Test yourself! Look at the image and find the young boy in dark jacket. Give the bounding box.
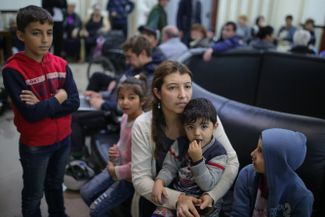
[231,128,313,217]
[1,5,79,217]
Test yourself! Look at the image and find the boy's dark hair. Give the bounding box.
[122,35,152,57]
[181,98,217,126]
[224,21,237,32]
[305,18,315,26]
[16,5,53,32]
[285,15,293,21]
[257,25,274,39]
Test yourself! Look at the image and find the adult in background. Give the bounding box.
[277,15,297,43]
[251,15,266,39]
[176,0,202,46]
[159,25,188,60]
[146,0,168,32]
[106,0,134,37]
[249,26,276,51]
[138,25,167,64]
[236,15,252,43]
[131,60,239,217]
[303,18,316,48]
[62,0,82,61]
[80,4,109,61]
[189,23,211,48]
[203,21,242,61]
[289,29,316,55]
[42,0,67,56]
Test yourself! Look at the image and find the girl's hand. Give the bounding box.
[20,90,40,105]
[151,179,168,204]
[176,194,201,217]
[108,144,119,159]
[188,140,203,162]
[106,161,117,180]
[107,144,119,158]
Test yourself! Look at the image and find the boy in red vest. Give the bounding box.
[1,5,79,217]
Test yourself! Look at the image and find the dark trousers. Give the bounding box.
[180,29,191,47]
[63,37,81,61]
[84,40,96,62]
[53,22,64,56]
[110,21,128,38]
[19,136,71,217]
[71,111,108,157]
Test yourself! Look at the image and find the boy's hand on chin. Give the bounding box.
[188,140,203,162]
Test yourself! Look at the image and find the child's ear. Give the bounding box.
[140,98,146,106]
[214,122,218,129]
[16,30,24,42]
[152,88,161,100]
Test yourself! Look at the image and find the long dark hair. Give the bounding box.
[152,60,192,159]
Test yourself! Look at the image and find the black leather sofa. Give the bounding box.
[180,49,325,120]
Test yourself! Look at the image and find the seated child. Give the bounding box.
[231,128,314,217]
[151,98,227,217]
[80,76,146,217]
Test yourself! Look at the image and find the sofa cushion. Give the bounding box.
[255,52,325,119]
[187,52,261,105]
[184,50,325,120]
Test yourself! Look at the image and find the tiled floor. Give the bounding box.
[0,63,91,217]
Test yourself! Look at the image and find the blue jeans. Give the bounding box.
[19,136,71,217]
[80,169,134,217]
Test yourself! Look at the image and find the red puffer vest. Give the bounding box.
[4,52,72,146]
